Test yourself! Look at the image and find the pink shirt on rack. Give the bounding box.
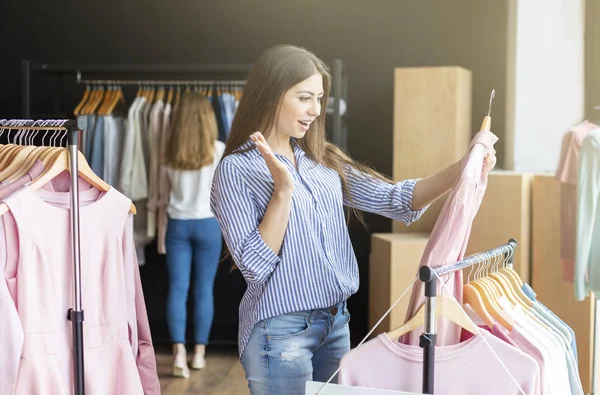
[0,182,160,395]
[402,130,498,346]
[460,323,518,347]
[338,331,541,394]
[555,121,598,281]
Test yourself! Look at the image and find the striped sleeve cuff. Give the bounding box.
[394,178,429,225]
[237,229,281,283]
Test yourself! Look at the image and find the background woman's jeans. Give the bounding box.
[241,301,351,395]
[165,217,222,345]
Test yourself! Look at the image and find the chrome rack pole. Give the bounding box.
[66,116,87,395]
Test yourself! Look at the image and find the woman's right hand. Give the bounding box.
[251,132,294,193]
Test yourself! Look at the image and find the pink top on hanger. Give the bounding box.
[402,130,498,346]
[555,120,599,281]
[0,184,160,395]
[338,331,540,394]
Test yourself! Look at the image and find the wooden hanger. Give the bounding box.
[74,85,91,116]
[167,86,173,105]
[463,283,496,329]
[0,146,37,182]
[466,258,514,331]
[88,86,105,115]
[386,294,479,340]
[0,148,136,216]
[105,86,127,116]
[175,86,181,107]
[156,86,165,102]
[469,280,514,331]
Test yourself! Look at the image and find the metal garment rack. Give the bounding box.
[0,117,88,395]
[417,238,518,394]
[21,59,348,149]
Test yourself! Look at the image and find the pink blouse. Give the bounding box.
[0,183,160,395]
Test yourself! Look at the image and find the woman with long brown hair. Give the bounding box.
[164,92,225,378]
[210,44,496,394]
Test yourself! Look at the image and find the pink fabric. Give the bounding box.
[460,323,518,347]
[555,121,598,281]
[156,102,173,254]
[402,131,498,346]
[509,327,550,395]
[0,160,45,199]
[0,185,160,395]
[338,331,541,394]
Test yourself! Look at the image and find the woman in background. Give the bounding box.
[163,92,225,378]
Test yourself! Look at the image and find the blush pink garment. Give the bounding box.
[460,323,518,348]
[555,121,598,281]
[338,331,541,395]
[402,131,498,346]
[0,159,45,199]
[0,185,160,395]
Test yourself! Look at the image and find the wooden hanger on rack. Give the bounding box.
[74,85,91,116]
[167,86,174,105]
[386,294,480,340]
[465,255,514,331]
[0,125,136,216]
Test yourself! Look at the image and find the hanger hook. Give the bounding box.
[485,251,494,278]
[468,257,475,283]
[476,254,484,280]
[487,89,495,117]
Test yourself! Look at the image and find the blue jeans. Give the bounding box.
[241,301,351,395]
[165,217,222,345]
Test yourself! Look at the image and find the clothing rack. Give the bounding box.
[21,59,348,149]
[417,238,518,394]
[1,117,88,395]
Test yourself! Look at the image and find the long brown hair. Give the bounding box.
[224,44,393,226]
[165,92,218,170]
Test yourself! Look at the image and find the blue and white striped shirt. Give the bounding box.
[210,138,427,358]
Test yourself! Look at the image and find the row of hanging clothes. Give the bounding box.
[73,79,243,264]
[312,127,582,394]
[330,250,582,395]
[0,120,160,395]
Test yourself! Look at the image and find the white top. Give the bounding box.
[166,140,225,220]
[576,129,600,300]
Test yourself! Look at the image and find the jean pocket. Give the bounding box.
[266,313,311,340]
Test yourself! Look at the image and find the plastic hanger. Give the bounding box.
[386,294,480,340]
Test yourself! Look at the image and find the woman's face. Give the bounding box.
[275,73,324,140]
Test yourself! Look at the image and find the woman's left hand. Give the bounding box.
[483,148,497,172]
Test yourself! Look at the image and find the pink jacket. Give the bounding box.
[402,130,498,346]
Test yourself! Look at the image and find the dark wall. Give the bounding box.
[0,0,509,344]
